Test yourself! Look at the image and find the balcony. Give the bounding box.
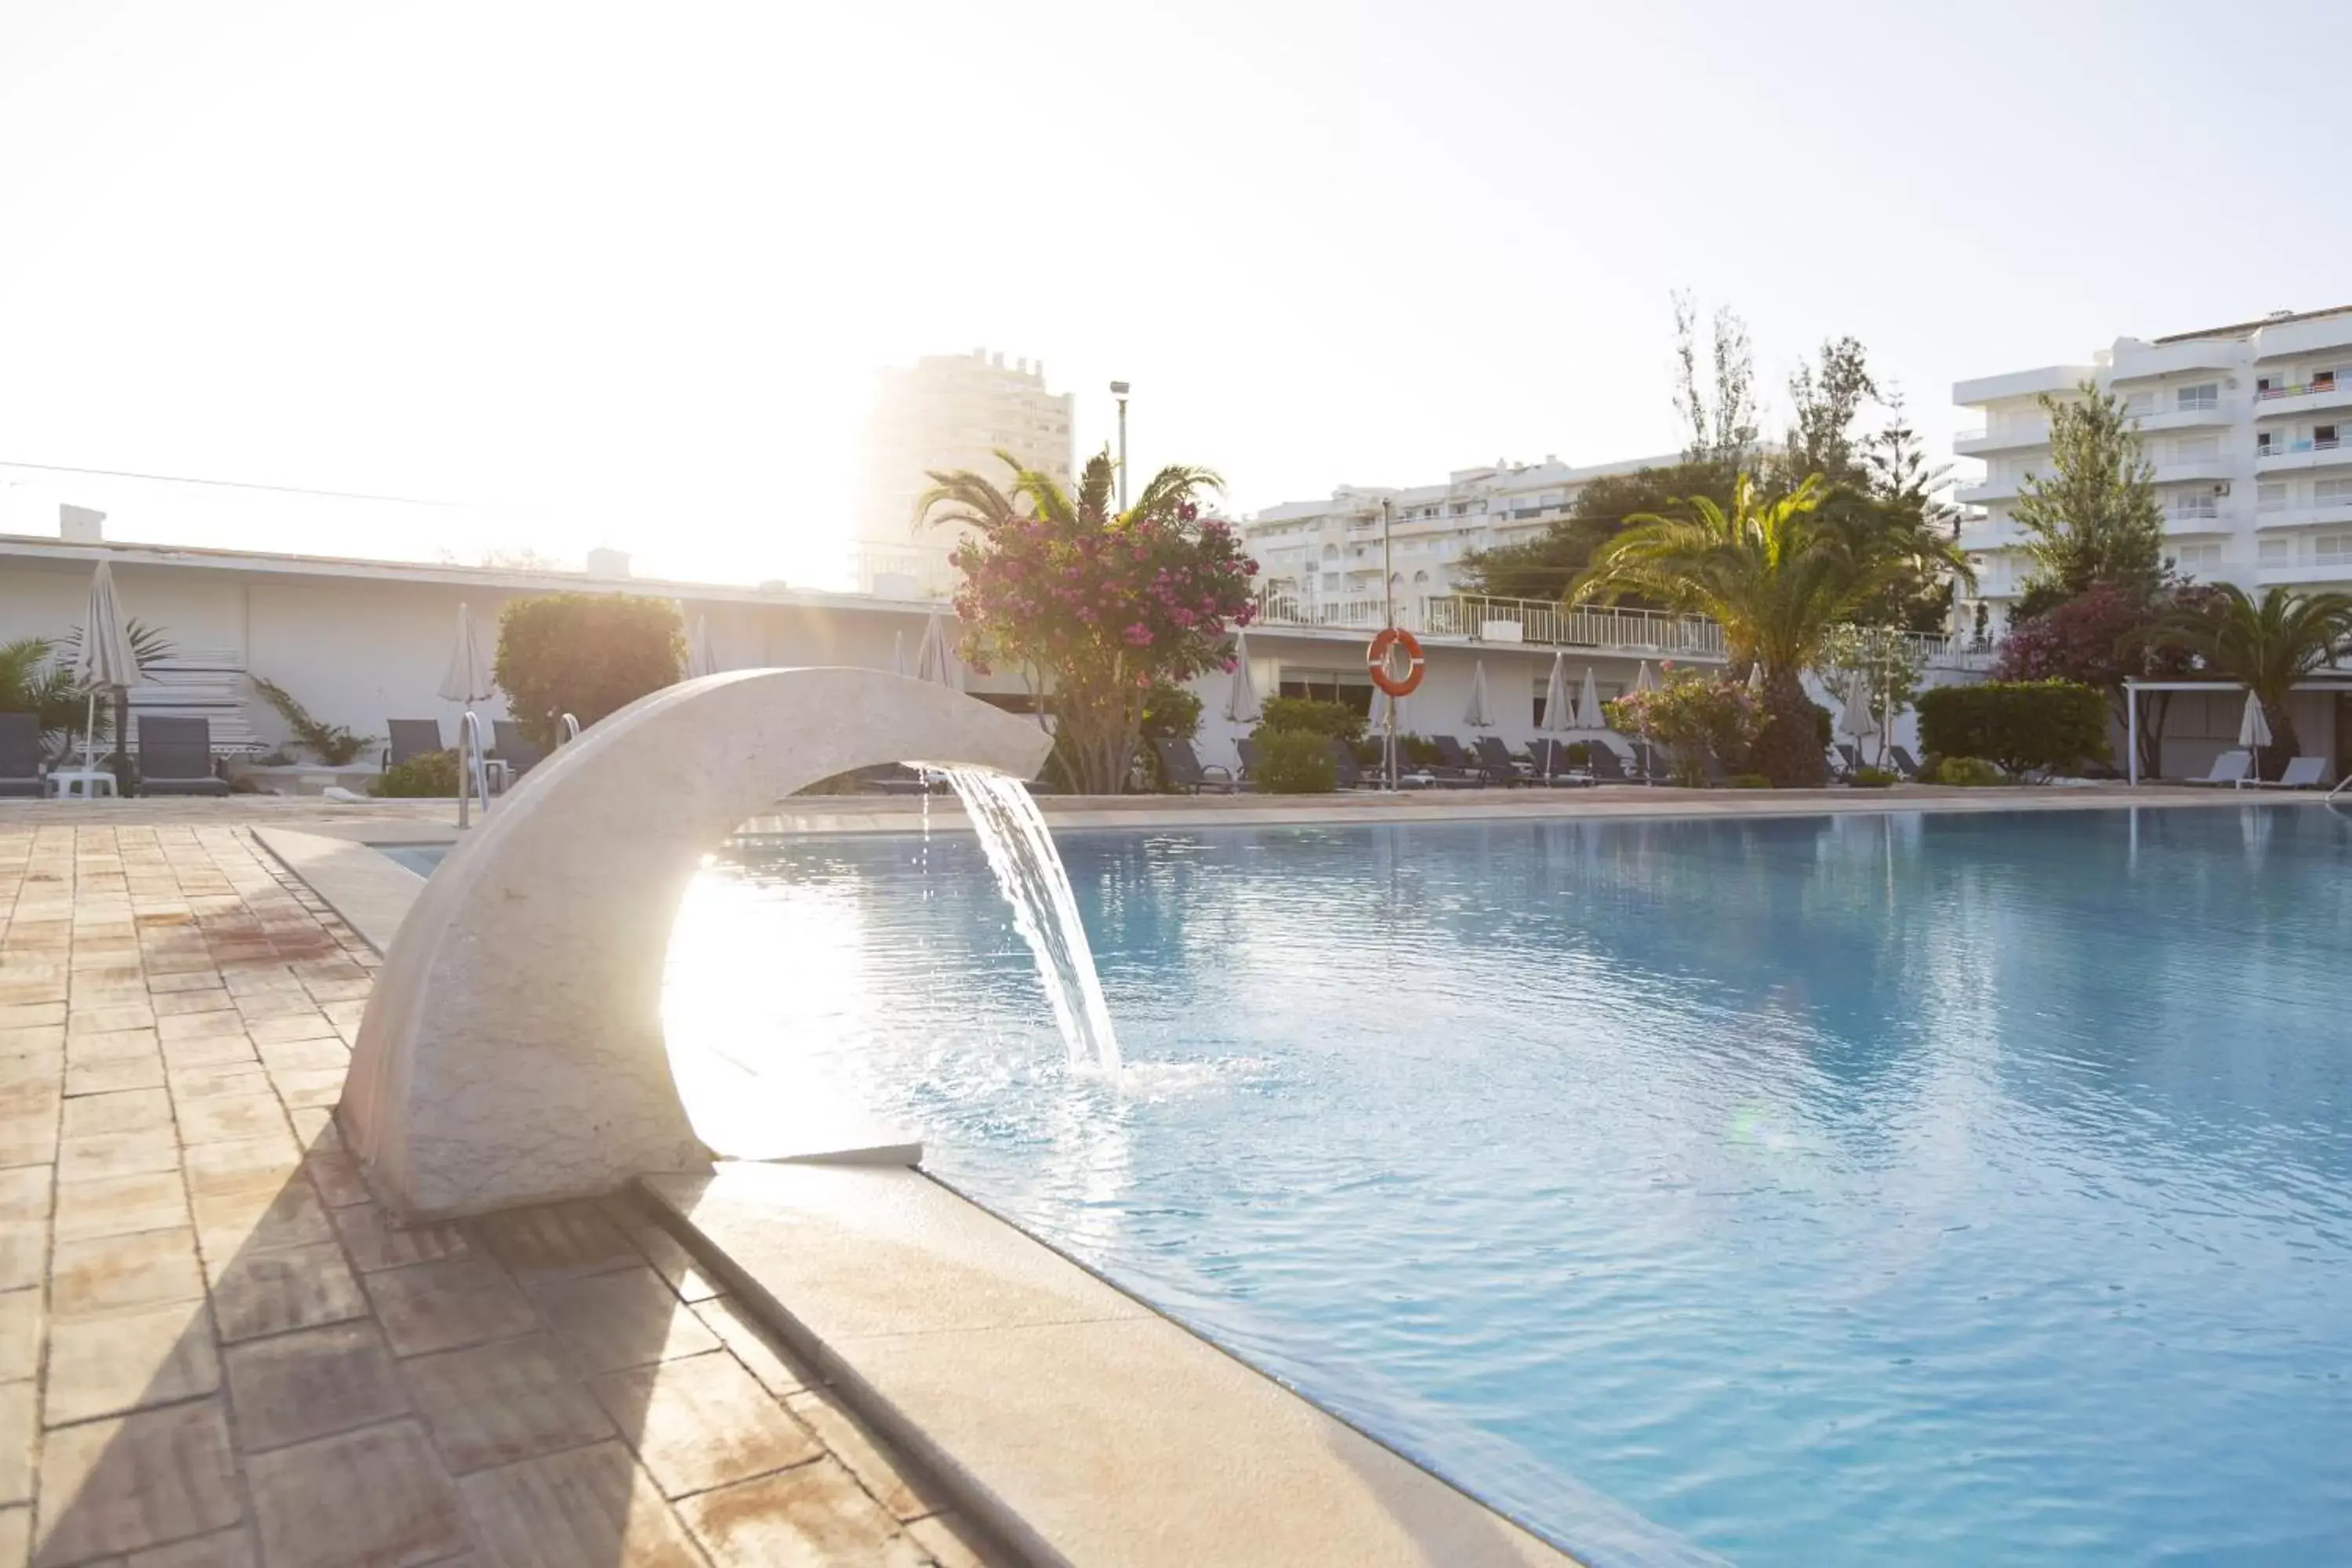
[2255,437,2352,474]
[2255,499,2352,532]
[2128,404,2234,434]
[2151,456,2232,486]
[1957,473,2020,503]
[2253,379,2352,420]
[1954,418,2049,456]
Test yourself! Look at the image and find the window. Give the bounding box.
[2174,541,2223,571]
[2177,382,2219,411]
[2318,478,2352,506]
[2318,424,2339,448]
[2170,492,2218,520]
[2259,539,2292,565]
[2175,434,2220,462]
[2317,532,2352,567]
[2259,431,2281,456]
[2259,482,2290,513]
[2123,391,2154,416]
[2317,369,2339,391]
[1412,570,1430,587]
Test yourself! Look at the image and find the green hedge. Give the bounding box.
[1256,697,1366,744]
[1934,756,2004,786]
[495,593,684,750]
[1915,681,2108,776]
[372,750,459,797]
[1252,730,1336,793]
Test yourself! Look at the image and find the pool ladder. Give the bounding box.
[456,711,494,830]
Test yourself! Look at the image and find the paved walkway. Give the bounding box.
[0,825,990,1567]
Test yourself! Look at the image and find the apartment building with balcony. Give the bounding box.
[1954,306,2352,622]
[854,349,1075,597]
[1241,451,1679,614]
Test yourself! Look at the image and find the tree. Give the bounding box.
[0,638,87,746]
[2011,382,2166,603]
[1672,292,1759,472]
[921,448,1257,795]
[1602,669,1762,786]
[1769,336,1877,493]
[493,593,684,748]
[1575,473,1965,785]
[1993,582,2214,777]
[1814,624,1927,765]
[1852,395,1965,631]
[2154,584,2352,779]
[1454,461,1731,601]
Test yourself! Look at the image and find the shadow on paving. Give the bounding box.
[31,1126,993,1567]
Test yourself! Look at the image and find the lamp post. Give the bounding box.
[1109,380,1131,514]
[1381,496,1396,791]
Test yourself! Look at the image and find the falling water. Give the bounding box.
[942,768,1123,1073]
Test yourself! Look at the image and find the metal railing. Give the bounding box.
[2256,380,2343,401]
[2259,437,2344,459]
[559,712,582,742]
[456,710,493,829]
[1248,588,1995,671]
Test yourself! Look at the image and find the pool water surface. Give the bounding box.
[659,806,2352,1566]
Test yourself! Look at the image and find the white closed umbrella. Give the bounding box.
[1465,660,1494,729]
[1574,666,1606,731]
[686,615,719,679]
[913,609,955,688]
[1223,632,1262,725]
[437,602,495,705]
[72,561,142,774]
[1633,659,1658,695]
[1839,670,1881,757]
[1747,661,1765,693]
[2237,689,2270,784]
[1537,652,1572,735]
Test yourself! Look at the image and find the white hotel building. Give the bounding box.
[1955,305,2352,625]
[1242,452,1680,613]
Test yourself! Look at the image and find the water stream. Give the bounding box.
[941,768,1124,1073]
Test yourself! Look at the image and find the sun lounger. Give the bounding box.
[1473,736,1534,785]
[0,713,48,799]
[1525,739,1592,786]
[1327,738,1382,789]
[2183,749,2252,787]
[136,716,230,797]
[1429,735,1507,786]
[1889,745,1922,779]
[491,720,546,778]
[384,718,445,769]
[1584,744,1635,783]
[1152,736,1240,793]
[2256,755,2329,789]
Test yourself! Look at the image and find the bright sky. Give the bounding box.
[3,0,2347,589]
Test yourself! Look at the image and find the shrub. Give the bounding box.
[1257,696,1366,744]
[1849,766,1898,789]
[1729,771,1772,789]
[1915,681,2109,776]
[1139,681,1202,742]
[1563,741,1593,767]
[372,750,459,797]
[1251,730,1335,793]
[1402,734,1443,767]
[1605,671,1762,776]
[1934,756,2003,787]
[249,676,374,765]
[495,593,684,750]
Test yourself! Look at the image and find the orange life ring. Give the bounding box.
[1367,627,1425,697]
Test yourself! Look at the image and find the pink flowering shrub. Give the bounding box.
[934,452,1257,794]
[1604,670,1762,786]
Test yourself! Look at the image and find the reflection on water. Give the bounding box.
[661,807,2352,1568]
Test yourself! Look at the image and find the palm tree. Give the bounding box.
[2156,584,2352,780]
[1572,473,1968,786]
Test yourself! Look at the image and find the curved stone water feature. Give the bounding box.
[339,667,1054,1221]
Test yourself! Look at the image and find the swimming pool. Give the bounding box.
[670,805,2352,1565]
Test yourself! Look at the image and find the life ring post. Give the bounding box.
[1368,627,1425,698]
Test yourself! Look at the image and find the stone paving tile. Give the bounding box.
[302,1148,369,1209]
[163,1064,273,1104]
[332,1203,470,1274]
[65,1006,155,1036]
[0,1381,31,1504]
[786,1385,941,1523]
[51,1228,205,1319]
[690,1296,811,1399]
[400,1333,616,1474]
[204,1240,370,1345]
[59,1088,171,1142]
[241,1015,339,1047]
[30,1400,241,1566]
[0,1505,24,1568]
[155,1034,255,1071]
[54,1171,191,1243]
[125,1523,258,1566]
[470,1203,643,1285]
[43,1302,220,1426]
[590,1350,822,1499]
[363,1258,538,1359]
[0,1171,48,1224]
[63,1027,159,1068]
[906,1512,994,1568]
[60,1129,182,1181]
[456,1440,704,1568]
[64,1056,167,1097]
[604,1200,720,1305]
[171,1094,289,1149]
[223,1321,409,1453]
[530,1268,720,1375]
[0,1293,38,1385]
[180,1136,301,1203]
[144,970,227,994]
[245,1419,465,1568]
[674,1456,927,1568]
[188,1176,334,1263]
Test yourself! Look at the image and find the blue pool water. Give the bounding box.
[665,807,2352,1566]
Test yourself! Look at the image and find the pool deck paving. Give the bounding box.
[0,822,995,1568]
